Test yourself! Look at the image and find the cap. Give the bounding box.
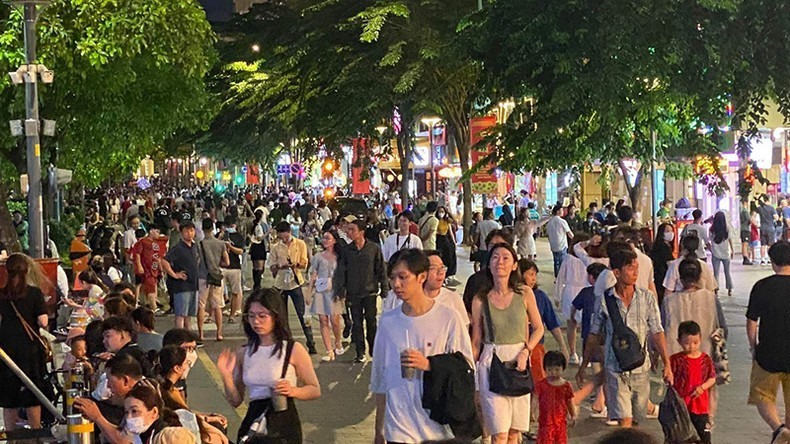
[342,215,358,223]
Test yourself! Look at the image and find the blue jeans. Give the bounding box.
[552,248,567,277]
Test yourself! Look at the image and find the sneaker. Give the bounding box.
[743,258,753,265]
[605,419,619,426]
[590,407,608,418]
[307,345,318,355]
[522,431,537,441]
[342,324,351,339]
[242,285,251,291]
[445,276,462,286]
[354,355,367,363]
[154,308,166,316]
[334,347,347,356]
[568,353,580,366]
[196,340,204,348]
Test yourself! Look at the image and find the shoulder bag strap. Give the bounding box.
[200,240,209,269]
[482,298,496,345]
[10,301,45,350]
[419,215,436,231]
[281,340,295,379]
[603,290,627,331]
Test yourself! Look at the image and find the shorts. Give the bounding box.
[222,268,243,295]
[141,274,158,294]
[603,370,650,422]
[741,231,750,243]
[250,242,267,261]
[751,240,762,249]
[198,279,225,310]
[173,291,198,317]
[530,343,546,382]
[761,230,775,245]
[748,361,790,406]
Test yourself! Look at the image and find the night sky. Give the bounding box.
[198,0,235,22]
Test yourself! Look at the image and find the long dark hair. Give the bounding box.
[478,243,522,300]
[323,230,341,258]
[2,253,29,299]
[711,211,729,244]
[157,345,187,384]
[242,288,292,357]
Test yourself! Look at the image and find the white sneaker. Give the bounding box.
[335,347,347,356]
[569,353,580,366]
[590,407,608,418]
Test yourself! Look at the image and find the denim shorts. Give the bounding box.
[173,291,198,317]
[604,370,650,422]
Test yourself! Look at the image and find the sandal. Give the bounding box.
[321,352,335,362]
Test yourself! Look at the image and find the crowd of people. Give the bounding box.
[1,182,790,444]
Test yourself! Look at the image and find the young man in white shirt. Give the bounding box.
[372,249,473,444]
[382,212,423,261]
[547,205,574,277]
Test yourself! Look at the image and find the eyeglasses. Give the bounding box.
[246,312,273,322]
[429,265,448,273]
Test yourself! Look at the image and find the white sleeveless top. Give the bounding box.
[242,341,297,401]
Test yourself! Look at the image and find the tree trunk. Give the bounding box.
[0,182,20,251]
[396,130,412,205]
[618,159,649,222]
[447,119,473,244]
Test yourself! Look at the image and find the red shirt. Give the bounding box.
[534,378,574,443]
[670,352,716,415]
[751,222,760,242]
[131,237,162,277]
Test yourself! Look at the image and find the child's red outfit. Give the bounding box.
[534,378,574,444]
[670,352,716,443]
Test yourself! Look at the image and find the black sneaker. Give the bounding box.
[307,345,318,355]
[743,258,753,265]
[354,355,367,363]
[342,325,351,339]
[196,340,204,348]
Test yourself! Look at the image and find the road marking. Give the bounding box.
[197,349,248,419]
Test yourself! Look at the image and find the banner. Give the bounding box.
[352,138,371,195]
[246,164,260,184]
[470,116,498,194]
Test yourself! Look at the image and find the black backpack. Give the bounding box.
[604,289,646,372]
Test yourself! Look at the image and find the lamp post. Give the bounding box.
[7,0,51,258]
[421,117,442,200]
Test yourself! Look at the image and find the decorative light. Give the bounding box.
[387,174,395,182]
[195,170,204,180]
[199,157,208,166]
[251,44,261,53]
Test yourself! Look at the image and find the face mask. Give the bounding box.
[227,227,236,233]
[663,231,675,242]
[125,416,151,435]
[182,350,198,379]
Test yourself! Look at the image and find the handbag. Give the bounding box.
[483,299,533,397]
[201,241,224,287]
[11,301,53,363]
[604,289,646,372]
[239,340,295,443]
[710,328,731,385]
[315,278,331,293]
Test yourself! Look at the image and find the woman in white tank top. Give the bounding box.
[217,289,321,443]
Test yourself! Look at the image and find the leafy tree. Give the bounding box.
[471,0,790,215]
[0,0,216,248]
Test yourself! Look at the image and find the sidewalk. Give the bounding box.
[185,240,779,443]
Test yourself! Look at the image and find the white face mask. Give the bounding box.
[182,350,198,379]
[124,416,151,435]
[663,231,675,242]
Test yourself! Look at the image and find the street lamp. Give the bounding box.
[5,0,51,259]
[421,117,442,200]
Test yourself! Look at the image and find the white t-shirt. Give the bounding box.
[123,229,137,250]
[382,233,423,261]
[663,257,717,292]
[636,250,654,291]
[383,288,470,327]
[108,266,123,284]
[546,216,572,252]
[476,219,501,250]
[371,301,474,443]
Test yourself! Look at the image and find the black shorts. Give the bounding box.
[250,242,267,261]
[741,231,750,243]
[761,230,776,246]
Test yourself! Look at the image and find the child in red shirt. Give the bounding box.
[670,320,716,444]
[534,351,600,443]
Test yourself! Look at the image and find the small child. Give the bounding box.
[62,333,93,376]
[670,321,716,444]
[570,262,608,417]
[534,351,599,444]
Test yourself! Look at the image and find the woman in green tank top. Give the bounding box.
[471,242,544,444]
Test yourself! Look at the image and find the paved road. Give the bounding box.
[179,240,780,444]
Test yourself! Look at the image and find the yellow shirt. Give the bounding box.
[270,238,308,290]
